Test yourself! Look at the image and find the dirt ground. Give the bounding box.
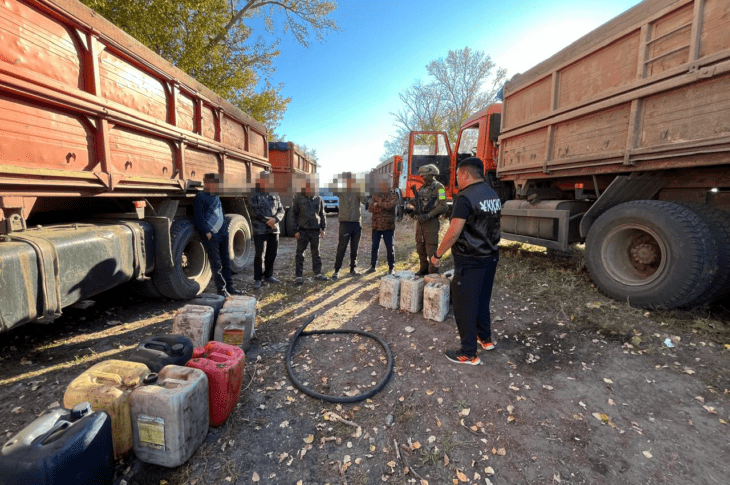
[1,212,729,485]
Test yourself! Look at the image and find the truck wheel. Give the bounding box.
[153,219,212,299]
[677,202,730,306]
[226,214,252,274]
[585,200,718,309]
[130,279,164,300]
[283,207,295,238]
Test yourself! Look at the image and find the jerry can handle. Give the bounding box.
[143,341,172,353]
[38,420,71,445]
[90,371,124,386]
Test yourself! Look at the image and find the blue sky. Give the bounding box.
[253,0,642,183]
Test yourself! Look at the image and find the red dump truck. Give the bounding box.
[0,0,274,332]
[406,0,730,309]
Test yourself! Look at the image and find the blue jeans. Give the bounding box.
[370,229,394,269]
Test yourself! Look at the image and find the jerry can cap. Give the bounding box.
[71,402,92,420]
[172,343,184,355]
[143,373,159,385]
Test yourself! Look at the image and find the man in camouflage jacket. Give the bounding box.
[366,175,398,274]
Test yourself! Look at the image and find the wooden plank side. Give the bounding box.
[221,115,245,151]
[99,49,167,123]
[176,91,195,133]
[201,104,216,140]
[558,32,640,110]
[185,147,218,181]
[225,156,248,182]
[640,71,730,147]
[249,129,266,159]
[500,128,548,169]
[502,77,552,130]
[699,0,730,58]
[551,104,631,160]
[0,0,82,89]
[0,93,92,171]
[108,127,174,178]
[646,2,693,76]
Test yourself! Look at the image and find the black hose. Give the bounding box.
[286,314,395,403]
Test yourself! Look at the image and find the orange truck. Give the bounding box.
[403,0,730,309]
[0,0,275,332]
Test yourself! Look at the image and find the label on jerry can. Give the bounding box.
[137,415,165,450]
[223,329,244,345]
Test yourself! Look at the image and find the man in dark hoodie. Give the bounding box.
[293,174,328,285]
[249,171,285,289]
[194,173,243,297]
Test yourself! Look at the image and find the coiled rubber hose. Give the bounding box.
[286,314,395,403]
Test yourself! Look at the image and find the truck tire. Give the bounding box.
[226,214,252,274]
[282,207,295,238]
[677,202,730,306]
[585,200,718,309]
[130,279,164,300]
[153,219,212,299]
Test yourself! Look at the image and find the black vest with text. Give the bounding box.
[451,181,501,259]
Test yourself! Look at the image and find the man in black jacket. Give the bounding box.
[249,171,285,289]
[430,158,501,365]
[194,174,243,297]
[293,175,328,285]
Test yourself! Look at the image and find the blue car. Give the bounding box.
[320,190,339,214]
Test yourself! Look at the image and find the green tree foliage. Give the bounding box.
[82,0,338,130]
[382,47,505,161]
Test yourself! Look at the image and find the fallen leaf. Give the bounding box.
[461,408,470,416]
[11,407,23,414]
[484,466,495,476]
[643,451,653,459]
[608,399,615,406]
[507,416,516,423]
[695,396,705,403]
[279,420,289,428]
[579,401,587,409]
[303,434,314,444]
[554,473,562,483]
[410,441,422,450]
[506,405,514,414]
[456,470,468,482]
[252,472,260,482]
[703,406,717,415]
[426,390,435,395]
[497,447,506,456]
[586,302,601,309]
[603,378,613,384]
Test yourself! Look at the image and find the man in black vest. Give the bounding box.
[430,157,501,365]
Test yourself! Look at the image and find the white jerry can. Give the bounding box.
[400,276,425,313]
[171,305,215,348]
[379,275,401,309]
[423,281,450,322]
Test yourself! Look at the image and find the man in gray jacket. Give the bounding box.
[331,173,368,279]
[249,172,285,289]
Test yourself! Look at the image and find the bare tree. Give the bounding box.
[208,0,340,50]
[382,47,505,160]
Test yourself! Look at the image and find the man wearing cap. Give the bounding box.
[413,164,448,275]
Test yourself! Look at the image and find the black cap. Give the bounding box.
[70,402,92,420]
[143,373,159,385]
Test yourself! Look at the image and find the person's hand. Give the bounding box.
[430,255,440,267]
[294,232,300,240]
[406,203,415,211]
[417,214,430,223]
[320,230,326,238]
[266,217,276,228]
[206,232,212,240]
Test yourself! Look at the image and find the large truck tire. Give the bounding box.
[153,219,212,299]
[226,214,252,274]
[677,202,730,306]
[130,279,164,300]
[585,200,718,309]
[282,207,295,238]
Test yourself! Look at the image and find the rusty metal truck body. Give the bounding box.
[411,0,730,309]
[267,141,318,237]
[0,0,270,332]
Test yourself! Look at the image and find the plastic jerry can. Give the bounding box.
[394,270,415,280]
[400,276,425,313]
[186,342,245,427]
[172,304,215,347]
[379,275,401,309]
[0,402,114,485]
[63,359,150,459]
[222,295,257,337]
[189,293,226,321]
[126,334,194,372]
[130,366,209,467]
[423,281,450,322]
[214,308,255,350]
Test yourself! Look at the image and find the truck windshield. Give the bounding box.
[410,133,449,176]
[457,127,479,157]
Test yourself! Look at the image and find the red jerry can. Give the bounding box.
[185,342,245,426]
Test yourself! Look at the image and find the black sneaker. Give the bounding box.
[265,276,281,284]
[217,289,231,298]
[416,269,429,276]
[227,287,243,296]
[349,268,360,276]
[364,266,376,274]
[331,271,339,280]
[295,277,303,285]
[253,280,262,289]
[314,273,328,281]
[445,349,481,366]
[388,267,394,275]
